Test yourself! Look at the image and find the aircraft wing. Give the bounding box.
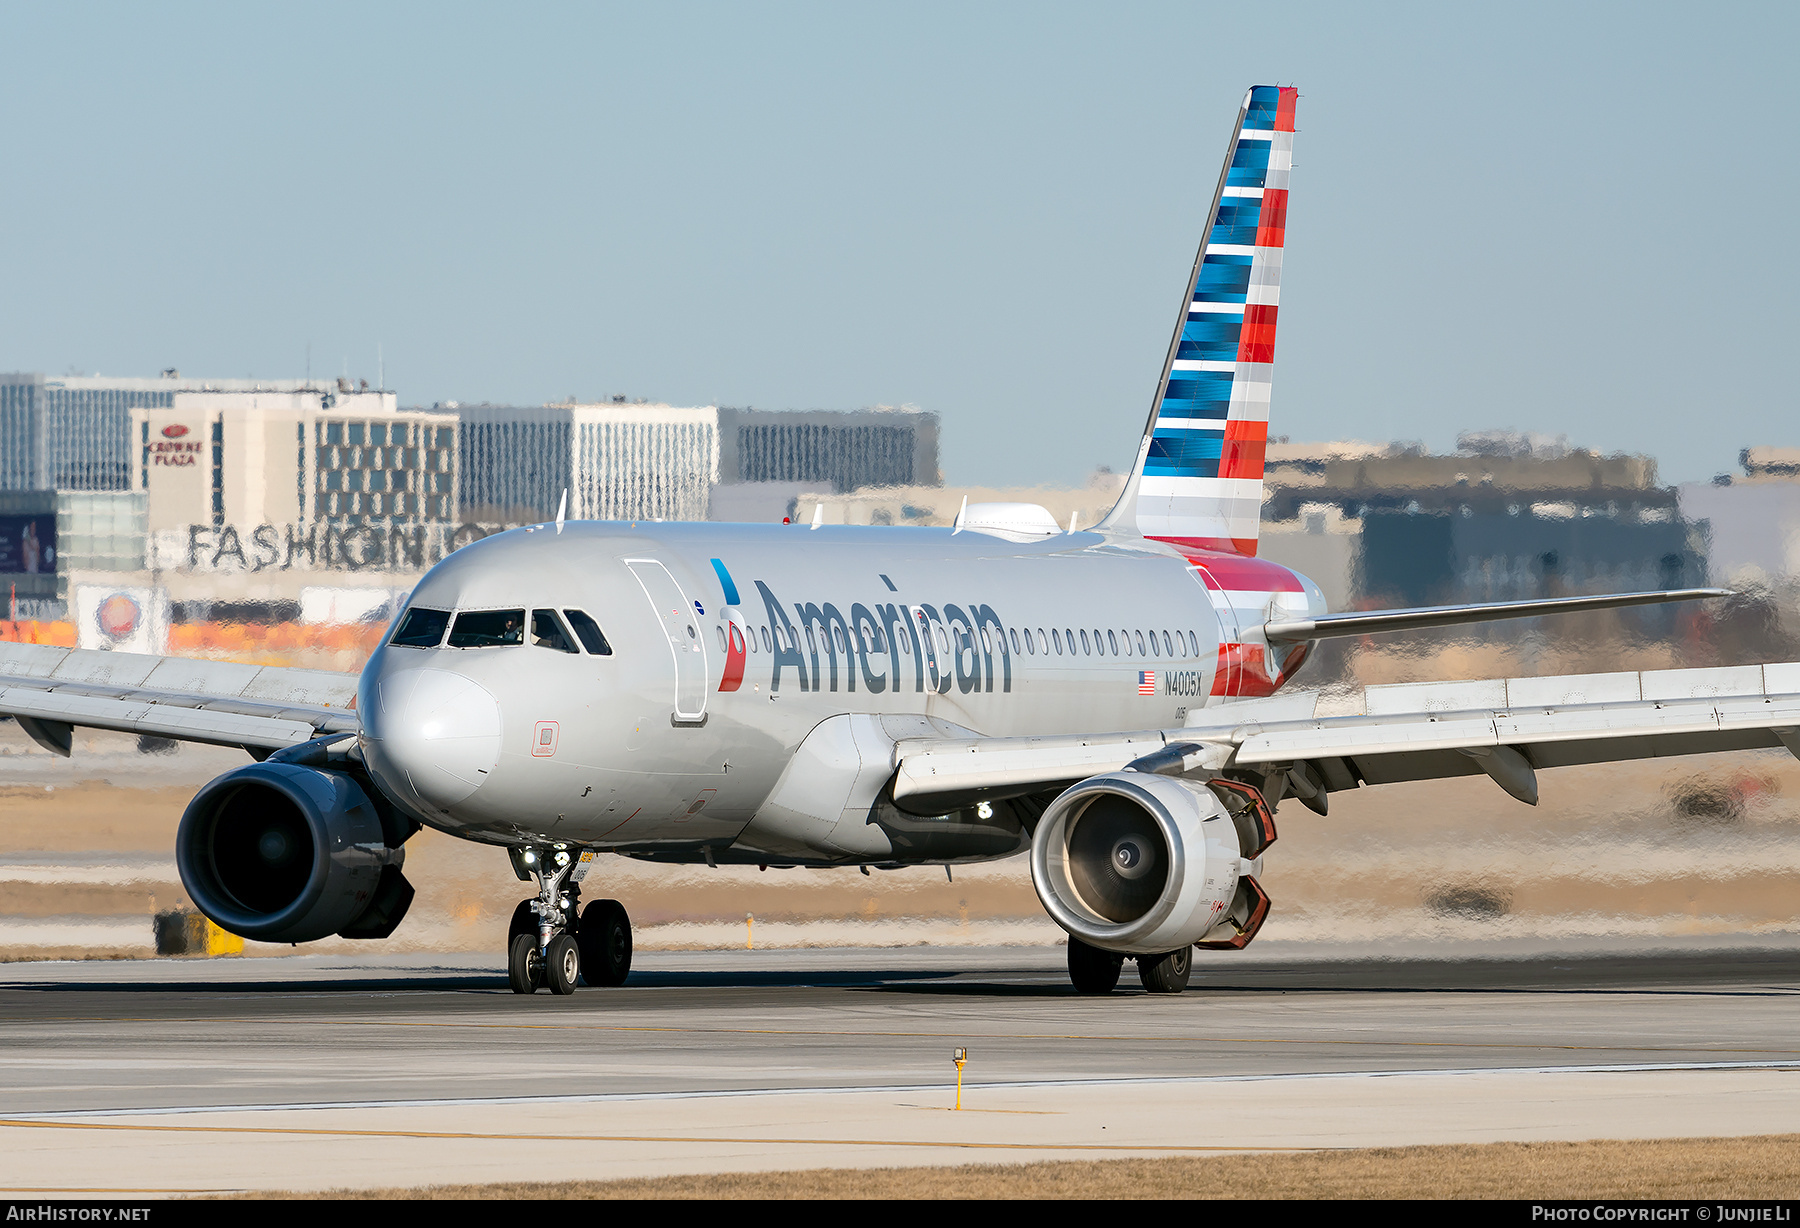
[0,642,359,757]
[890,662,1800,810]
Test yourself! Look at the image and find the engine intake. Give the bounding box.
[176,762,413,944]
[1030,772,1263,955]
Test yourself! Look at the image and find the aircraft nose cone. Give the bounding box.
[362,668,502,811]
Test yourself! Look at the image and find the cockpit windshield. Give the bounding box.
[563,609,612,655]
[390,607,451,648]
[447,609,526,648]
[395,606,606,653]
[532,609,578,653]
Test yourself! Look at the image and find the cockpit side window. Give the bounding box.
[390,607,451,648]
[532,609,578,653]
[447,609,526,648]
[563,608,613,656]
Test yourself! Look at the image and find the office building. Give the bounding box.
[0,489,146,618]
[128,391,457,574]
[130,391,455,531]
[1678,447,1800,588]
[1256,435,1700,609]
[716,406,939,493]
[0,371,393,493]
[457,402,718,524]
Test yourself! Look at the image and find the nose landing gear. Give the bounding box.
[505,844,633,994]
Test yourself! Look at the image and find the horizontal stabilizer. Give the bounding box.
[1263,588,1729,643]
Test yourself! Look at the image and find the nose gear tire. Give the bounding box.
[577,899,633,987]
[508,933,542,994]
[1067,936,1124,994]
[1137,947,1192,994]
[545,933,580,995]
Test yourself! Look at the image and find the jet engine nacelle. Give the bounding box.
[1030,771,1263,956]
[176,762,414,945]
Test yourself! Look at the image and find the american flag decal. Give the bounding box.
[1138,670,1156,696]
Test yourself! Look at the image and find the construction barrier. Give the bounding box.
[0,620,77,646]
[0,619,384,666]
[152,910,245,957]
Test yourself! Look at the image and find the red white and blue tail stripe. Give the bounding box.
[1102,86,1296,557]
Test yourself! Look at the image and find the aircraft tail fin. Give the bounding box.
[1099,85,1296,556]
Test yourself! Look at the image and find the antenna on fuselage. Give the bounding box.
[810,503,824,530]
[555,488,568,534]
[952,495,967,534]
[1067,511,1079,534]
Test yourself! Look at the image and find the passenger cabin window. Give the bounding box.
[390,607,450,648]
[449,609,525,648]
[532,609,578,653]
[563,609,613,656]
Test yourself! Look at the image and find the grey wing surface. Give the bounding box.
[0,642,359,757]
[888,663,1800,809]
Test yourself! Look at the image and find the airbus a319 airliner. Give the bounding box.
[6,86,1795,996]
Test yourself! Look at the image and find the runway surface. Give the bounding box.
[4,942,1800,1194]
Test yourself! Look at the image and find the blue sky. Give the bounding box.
[2,2,1793,487]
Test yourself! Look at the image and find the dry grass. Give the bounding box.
[248,1135,1800,1200]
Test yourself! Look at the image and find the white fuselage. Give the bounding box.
[355,520,1324,860]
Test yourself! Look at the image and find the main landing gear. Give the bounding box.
[1067,936,1193,995]
[505,845,633,995]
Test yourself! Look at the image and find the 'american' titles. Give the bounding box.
[754,581,1011,695]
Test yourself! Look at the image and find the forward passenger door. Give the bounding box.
[625,558,709,725]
